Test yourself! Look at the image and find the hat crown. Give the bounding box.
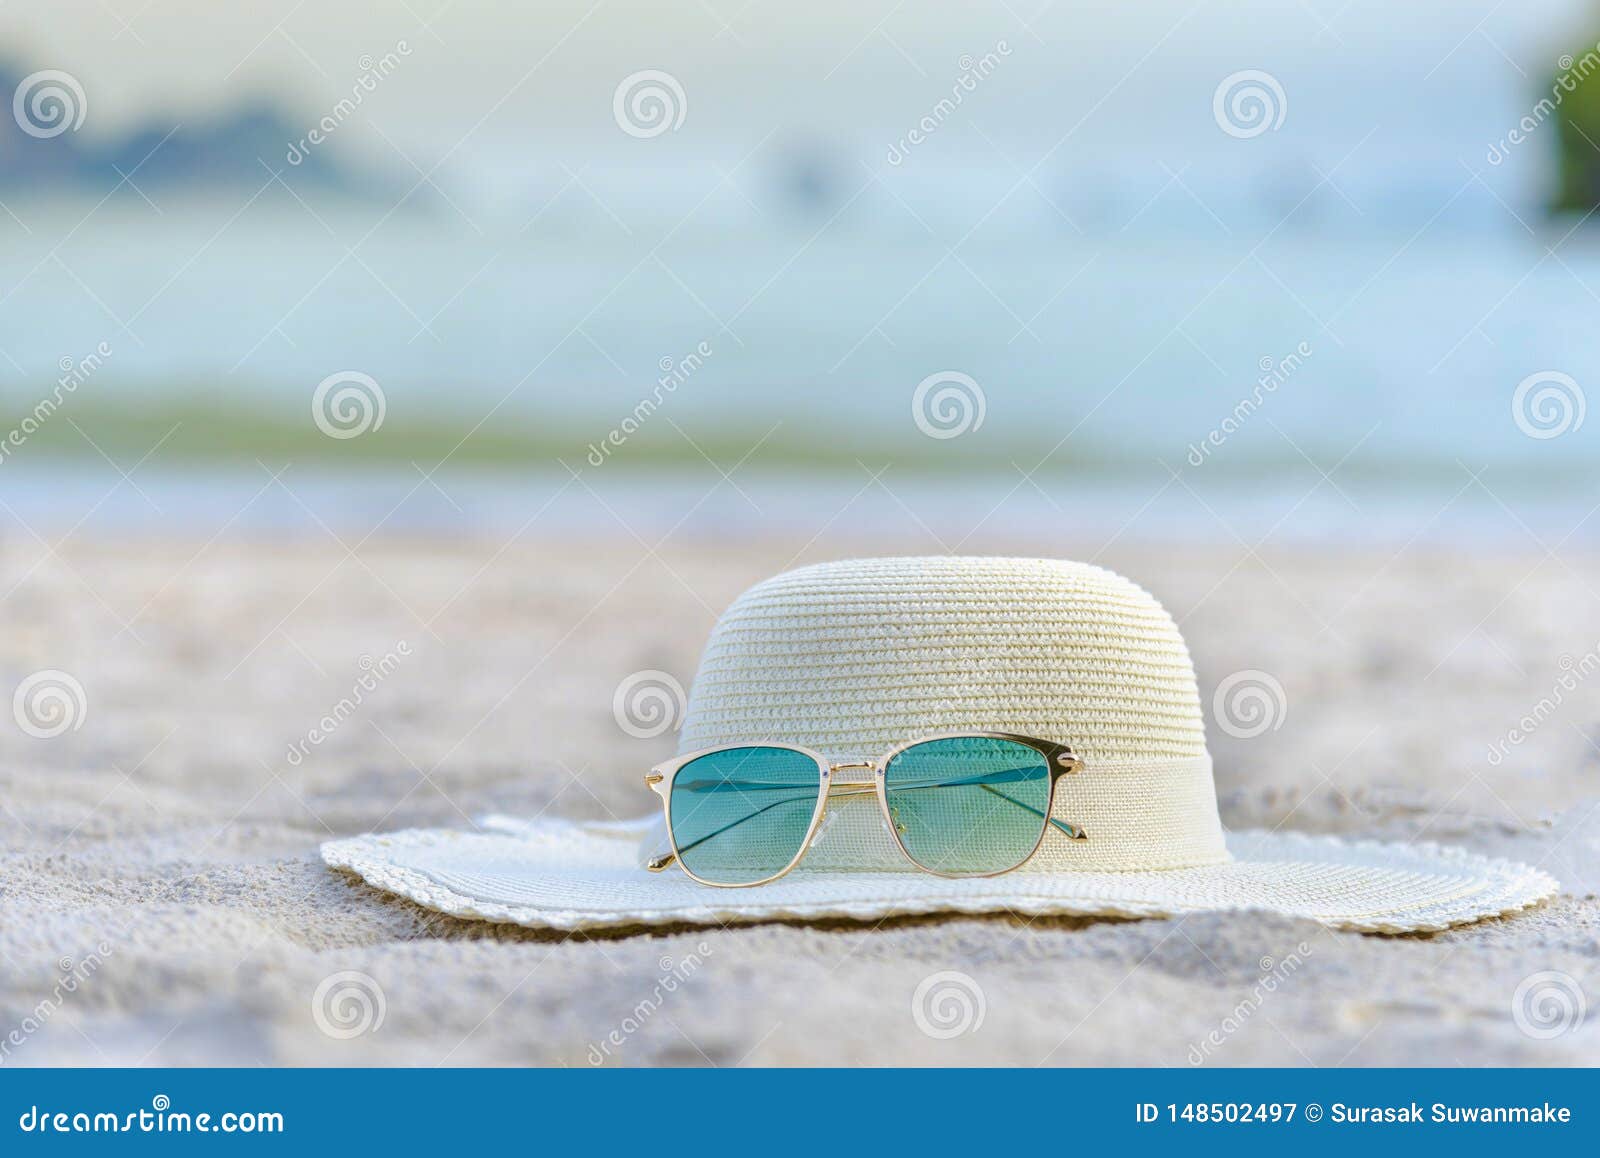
[682,555,1206,762]
[679,556,1226,872]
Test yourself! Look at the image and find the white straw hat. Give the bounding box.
[322,556,1558,934]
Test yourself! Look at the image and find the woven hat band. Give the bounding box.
[793,754,1226,872]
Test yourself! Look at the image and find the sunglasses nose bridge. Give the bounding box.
[824,760,879,797]
[827,760,877,773]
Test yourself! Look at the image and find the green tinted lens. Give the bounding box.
[668,746,821,884]
[883,737,1053,874]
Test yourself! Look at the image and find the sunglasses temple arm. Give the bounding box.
[647,789,820,871]
[976,783,1087,841]
[649,778,1087,870]
[885,773,1086,839]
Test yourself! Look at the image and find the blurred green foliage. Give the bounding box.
[0,394,1587,491]
[1553,34,1600,212]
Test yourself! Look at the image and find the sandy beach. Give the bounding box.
[2,533,1597,1066]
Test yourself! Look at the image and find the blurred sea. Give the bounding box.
[5,117,1600,549]
[7,202,1599,448]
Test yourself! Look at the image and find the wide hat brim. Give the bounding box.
[321,815,1559,936]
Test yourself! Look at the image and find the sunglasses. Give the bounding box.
[643,732,1086,886]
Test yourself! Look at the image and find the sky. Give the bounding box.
[5,0,1594,212]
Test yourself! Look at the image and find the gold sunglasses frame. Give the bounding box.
[643,731,1084,888]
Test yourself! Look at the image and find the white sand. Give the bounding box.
[2,537,1597,1065]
